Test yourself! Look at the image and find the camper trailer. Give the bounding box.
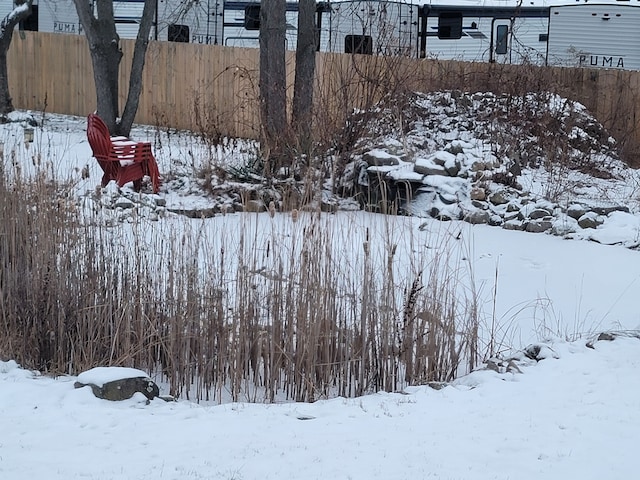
[321,1,421,56]
[11,0,277,46]
[9,0,640,70]
[547,3,640,70]
[418,1,550,64]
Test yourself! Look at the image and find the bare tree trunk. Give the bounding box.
[73,0,121,133]
[0,0,33,115]
[259,0,288,174]
[292,0,317,152]
[119,0,156,135]
[0,50,12,115]
[74,0,156,137]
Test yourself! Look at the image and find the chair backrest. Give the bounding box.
[87,113,112,160]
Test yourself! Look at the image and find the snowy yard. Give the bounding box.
[2,336,639,480]
[1,103,640,479]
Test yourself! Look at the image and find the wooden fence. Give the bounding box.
[7,32,263,138]
[8,32,640,163]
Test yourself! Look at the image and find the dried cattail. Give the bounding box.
[268,201,276,218]
[0,172,482,402]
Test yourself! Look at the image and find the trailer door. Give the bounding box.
[491,19,511,63]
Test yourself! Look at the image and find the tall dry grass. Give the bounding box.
[1,155,483,402]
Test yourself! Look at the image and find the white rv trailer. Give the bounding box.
[15,0,284,46]
[547,3,640,70]
[223,0,640,68]
[11,1,640,70]
[321,1,421,56]
[17,0,226,44]
[418,0,550,64]
[221,1,302,47]
[322,0,547,63]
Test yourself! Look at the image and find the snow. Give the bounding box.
[415,155,447,173]
[585,211,640,246]
[1,3,30,26]
[2,337,639,479]
[76,367,152,387]
[2,109,640,479]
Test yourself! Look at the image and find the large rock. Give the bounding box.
[363,149,401,166]
[589,203,630,216]
[414,157,448,176]
[567,203,587,220]
[469,187,486,201]
[502,219,524,231]
[463,210,491,225]
[577,212,604,229]
[525,219,553,233]
[527,208,553,220]
[74,367,160,401]
[488,191,509,206]
[523,343,558,361]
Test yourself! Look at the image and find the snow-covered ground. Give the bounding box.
[1,105,640,479]
[2,336,639,480]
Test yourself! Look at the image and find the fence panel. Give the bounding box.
[7,31,640,163]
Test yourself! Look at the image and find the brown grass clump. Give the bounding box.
[1,163,483,402]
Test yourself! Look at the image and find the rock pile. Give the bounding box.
[81,182,167,225]
[337,91,638,246]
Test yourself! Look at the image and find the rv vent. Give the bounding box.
[466,31,487,39]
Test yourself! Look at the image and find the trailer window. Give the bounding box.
[168,24,190,43]
[245,5,261,30]
[438,12,462,39]
[495,25,508,55]
[20,4,38,31]
[345,35,373,55]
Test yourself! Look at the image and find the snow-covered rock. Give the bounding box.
[74,367,160,401]
[334,90,640,248]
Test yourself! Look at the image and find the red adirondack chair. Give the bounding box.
[87,113,161,194]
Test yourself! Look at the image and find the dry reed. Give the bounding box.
[1,160,483,402]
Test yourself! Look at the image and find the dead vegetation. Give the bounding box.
[1,151,484,402]
[3,49,635,404]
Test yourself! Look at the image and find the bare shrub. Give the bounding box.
[314,53,420,172]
